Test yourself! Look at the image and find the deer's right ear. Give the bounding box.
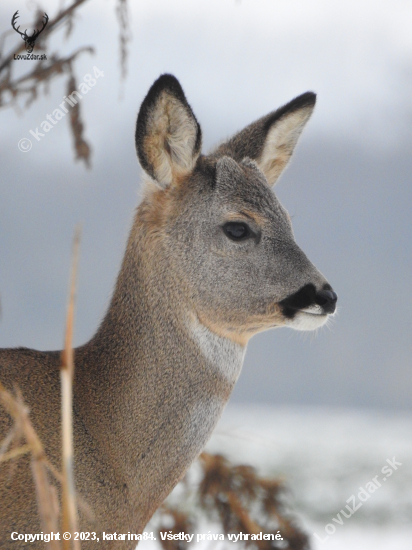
[135,74,202,189]
[215,92,316,187]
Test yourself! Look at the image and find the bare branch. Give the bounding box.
[0,0,130,167]
[67,76,92,167]
[0,0,89,74]
[116,0,131,82]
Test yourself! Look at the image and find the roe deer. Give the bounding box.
[0,74,337,548]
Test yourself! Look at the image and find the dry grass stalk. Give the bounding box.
[0,384,61,549]
[0,442,31,462]
[0,424,18,456]
[0,226,94,549]
[61,227,81,550]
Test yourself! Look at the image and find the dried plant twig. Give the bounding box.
[0,0,130,166]
[61,226,81,550]
[116,0,131,82]
[0,383,61,549]
[66,76,91,168]
[0,443,31,463]
[157,452,310,550]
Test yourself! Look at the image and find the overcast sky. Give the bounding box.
[1,0,411,410]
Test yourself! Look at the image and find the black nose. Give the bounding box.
[315,288,338,314]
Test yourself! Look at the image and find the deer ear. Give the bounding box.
[135,74,202,188]
[215,92,316,186]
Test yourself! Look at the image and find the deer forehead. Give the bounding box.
[167,164,290,247]
[213,156,287,219]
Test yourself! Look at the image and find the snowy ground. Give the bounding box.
[140,404,412,550]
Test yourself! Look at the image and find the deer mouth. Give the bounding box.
[277,283,337,331]
[279,283,337,319]
[286,310,329,331]
[296,305,326,316]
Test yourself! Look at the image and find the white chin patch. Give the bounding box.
[285,309,329,331]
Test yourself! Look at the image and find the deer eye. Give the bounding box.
[222,222,252,241]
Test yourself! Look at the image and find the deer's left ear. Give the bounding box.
[135,74,202,189]
[215,92,316,186]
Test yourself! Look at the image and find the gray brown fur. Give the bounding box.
[0,74,337,548]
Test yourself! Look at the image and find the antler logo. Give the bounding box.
[11,10,49,54]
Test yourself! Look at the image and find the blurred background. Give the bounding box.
[0,1,411,548]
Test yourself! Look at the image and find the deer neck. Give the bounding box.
[85,220,245,381]
[75,212,245,508]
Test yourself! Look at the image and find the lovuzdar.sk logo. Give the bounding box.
[11,10,48,59]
